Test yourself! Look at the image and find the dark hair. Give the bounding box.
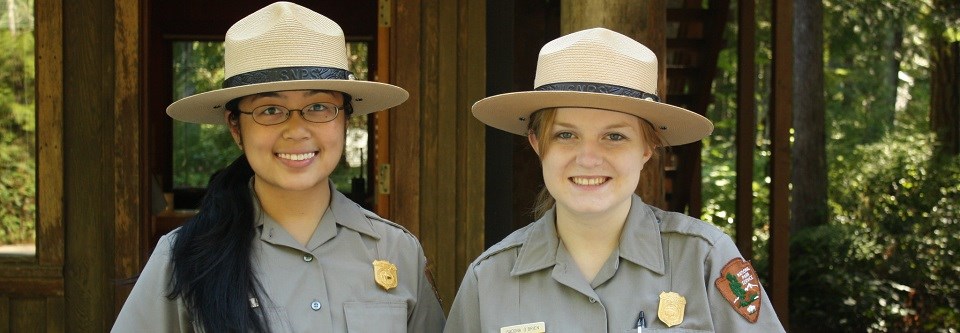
[168,154,267,332]
[527,108,665,219]
[167,91,354,332]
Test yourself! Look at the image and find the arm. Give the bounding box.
[112,233,193,332]
[408,248,446,333]
[443,263,482,333]
[706,236,786,333]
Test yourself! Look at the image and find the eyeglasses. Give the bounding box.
[238,102,342,126]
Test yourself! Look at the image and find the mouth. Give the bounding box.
[570,176,609,186]
[276,151,317,161]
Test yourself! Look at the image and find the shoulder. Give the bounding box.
[648,205,729,247]
[470,221,538,267]
[357,207,423,248]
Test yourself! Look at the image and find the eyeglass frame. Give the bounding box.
[236,102,344,126]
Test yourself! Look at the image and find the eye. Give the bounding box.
[555,131,575,140]
[305,103,330,112]
[607,133,627,141]
[257,105,285,116]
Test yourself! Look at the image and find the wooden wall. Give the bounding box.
[390,0,487,311]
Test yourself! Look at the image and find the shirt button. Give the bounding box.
[311,300,322,311]
[589,297,597,303]
[303,254,314,262]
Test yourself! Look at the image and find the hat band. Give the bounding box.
[534,82,660,102]
[223,66,351,88]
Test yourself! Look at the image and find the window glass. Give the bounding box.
[0,0,36,255]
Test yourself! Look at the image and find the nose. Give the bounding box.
[575,140,603,168]
[281,111,311,141]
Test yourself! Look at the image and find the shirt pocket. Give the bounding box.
[344,301,408,333]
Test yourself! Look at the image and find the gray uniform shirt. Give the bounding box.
[445,194,785,333]
[113,183,445,332]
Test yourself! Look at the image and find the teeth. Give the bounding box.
[277,152,316,161]
[572,177,606,186]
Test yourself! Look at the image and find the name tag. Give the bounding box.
[500,322,546,333]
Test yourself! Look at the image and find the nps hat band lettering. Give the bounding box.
[534,82,660,102]
[223,66,352,88]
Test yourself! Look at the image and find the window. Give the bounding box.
[169,41,374,209]
[0,0,36,256]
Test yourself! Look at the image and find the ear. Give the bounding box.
[225,111,242,148]
[639,144,654,165]
[527,131,542,157]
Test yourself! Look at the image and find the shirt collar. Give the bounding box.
[510,194,666,276]
[252,179,381,246]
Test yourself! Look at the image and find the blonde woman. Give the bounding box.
[445,28,785,332]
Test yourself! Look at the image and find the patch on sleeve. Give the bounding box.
[714,258,762,323]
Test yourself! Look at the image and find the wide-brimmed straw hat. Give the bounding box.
[472,28,713,146]
[167,1,408,124]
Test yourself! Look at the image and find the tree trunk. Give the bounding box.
[930,0,960,157]
[6,0,16,34]
[791,0,827,232]
[560,0,668,209]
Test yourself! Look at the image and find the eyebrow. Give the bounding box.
[247,90,335,102]
[552,120,637,131]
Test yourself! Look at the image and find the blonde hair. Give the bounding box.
[527,108,666,219]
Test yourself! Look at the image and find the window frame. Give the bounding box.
[0,0,65,297]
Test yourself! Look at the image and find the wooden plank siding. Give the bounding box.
[392,0,486,311]
[113,0,141,316]
[62,0,116,329]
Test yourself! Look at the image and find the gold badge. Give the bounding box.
[715,258,762,323]
[373,260,398,291]
[658,291,686,327]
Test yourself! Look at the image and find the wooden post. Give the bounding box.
[560,0,668,209]
[735,0,756,261]
[770,0,793,327]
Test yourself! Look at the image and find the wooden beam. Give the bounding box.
[735,0,756,261]
[770,0,793,327]
[113,0,140,318]
[374,0,393,218]
[36,0,64,268]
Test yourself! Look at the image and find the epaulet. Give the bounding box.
[473,222,536,265]
[649,205,727,246]
[359,207,416,237]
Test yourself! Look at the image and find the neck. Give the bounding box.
[253,177,331,246]
[555,197,632,281]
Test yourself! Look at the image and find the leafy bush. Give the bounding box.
[791,129,960,332]
[0,24,35,245]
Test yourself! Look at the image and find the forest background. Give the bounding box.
[0,0,958,331]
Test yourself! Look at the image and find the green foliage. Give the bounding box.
[792,127,960,332]
[702,0,774,278]
[0,0,35,245]
[171,42,237,188]
[704,0,960,331]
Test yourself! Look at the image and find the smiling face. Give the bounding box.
[227,90,346,195]
[529,107,655,217]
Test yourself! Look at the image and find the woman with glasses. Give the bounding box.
[113,3,444,332]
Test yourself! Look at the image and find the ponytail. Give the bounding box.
[168,155,267,332]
